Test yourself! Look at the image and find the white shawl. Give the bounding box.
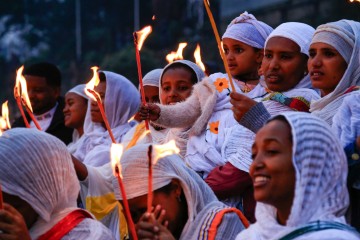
[236,112,353,240]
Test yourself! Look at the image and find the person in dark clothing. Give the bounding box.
[12,62,73,144]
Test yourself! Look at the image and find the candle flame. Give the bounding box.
[111,143,124,178]
[152,15,156,20]
[15,67,33,113]
[152,140,180,164]
[0,118,6,131]
[349,0,360,2]
[85,66,100,101]
[135,26,152,51]
[194,44,206,72]
[165,42,188,63]
[2,101,11,129]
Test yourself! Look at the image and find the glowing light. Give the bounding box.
[166,42,188,63]
[152,140,180,164]
[135,26,152,51]
[194,44,206,72]
[111,143,124,178]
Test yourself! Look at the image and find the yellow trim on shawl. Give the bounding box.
[86,192,129,239]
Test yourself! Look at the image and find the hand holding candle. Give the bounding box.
[111,143,138,240]
[133,26,152,130]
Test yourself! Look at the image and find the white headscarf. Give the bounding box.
[222,11,273,49]
[114,144,245,239]
[310,20,360,125]
[73,71,140,166]
[66,84,89,154]
[143,68,162,87]
[236,112,350,240]
[0,129,80,238]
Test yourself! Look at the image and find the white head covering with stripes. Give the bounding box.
[222,11,273,49]
[310,20,360,125]
[113,143,245,239]
[236,112,350,240]
[143,68,163,87]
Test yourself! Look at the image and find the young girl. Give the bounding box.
[0,129,114,239]
[72,70,140,166]
[236,112,360,240]
[139,12,273,177]
[63,84,88,154]
[206,22,319,222]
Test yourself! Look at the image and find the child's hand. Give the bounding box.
[230,92,257,122]
[136,205,174,240]
[0,203,31,240]
[139,103,161,122]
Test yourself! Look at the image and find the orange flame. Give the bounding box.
[152,15,156,20]
[166,42,188,63]
[111,143,124,178]
[152,140,180,164]
[2,101,11,129]
[194,44,206,72]
[15,66,33,113]
[350,0,360,2]
[135,26,152,51]
[85,66,100,101]
[0,118,6,131]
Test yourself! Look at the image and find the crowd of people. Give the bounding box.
[0,11,359,240]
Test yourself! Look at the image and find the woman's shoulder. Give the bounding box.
[64,218,115,240]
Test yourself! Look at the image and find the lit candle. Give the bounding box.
[166,42,187,63]
[133,26,152,130]
[14,66,30,128]
[203,0,236,92]
[1,101,11,130]
[194,44,206,74]
[111,144,138,240]
[85,67,116,143]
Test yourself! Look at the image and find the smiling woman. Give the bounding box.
[236,112,360,240]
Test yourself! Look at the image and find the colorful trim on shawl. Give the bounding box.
[262,92,311,112]
[343,85,360,95]
[38,209,92,240]
[198,207,249,240]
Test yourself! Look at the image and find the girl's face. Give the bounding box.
[126,180,185,238]
[250,119,295,211]
[262,37,308,92]
[308,42,348,96]
[222,38,263,80]
[63,92,88,129]
[144,86,160,104]
[90,81,106,123]
[160,68,194,105]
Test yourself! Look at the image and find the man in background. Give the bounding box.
[13,62,73,144]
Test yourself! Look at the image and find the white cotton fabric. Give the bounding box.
[142,68,162,87]
[113,144,245,239]
[310,20,360,125]
[0,128,113,239]
[73,71,140,166]
[66,84,89,155]
[236,112,356,240]
[222,11,273,49]
[332,92,360,188]
[265,22,315,57]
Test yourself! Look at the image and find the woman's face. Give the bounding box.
[63,92,88,130]
[160,68,194,105]
[127,180,185,237]
[90,81,106,123]
[262,37,308,92]
[222,38,263,80]
[2,192,38,228]
[250,119,295,210]
[308,42,348,96]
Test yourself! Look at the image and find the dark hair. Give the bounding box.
[162,63,198,85]
[23,62,61,88]
[155,181,187,203]
[98,71,106,82]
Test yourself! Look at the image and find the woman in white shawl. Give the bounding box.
[64,84,89,155]
[309,20,360,125]
[0,128,113,239]
[73,70,140,166]
[236,112,360,240]
[115,144,247,239]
